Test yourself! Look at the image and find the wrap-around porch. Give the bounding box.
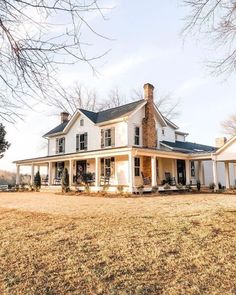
[15,147,209,193]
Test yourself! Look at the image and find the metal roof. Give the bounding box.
[161,140,216,154]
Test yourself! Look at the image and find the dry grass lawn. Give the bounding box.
[0,193,236,294]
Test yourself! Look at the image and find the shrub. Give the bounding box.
[197,180,201,192]
[117,185,124,194]
[61,168,70,193]
[209,182,215,190]
[164,183,171,190]
[34,171,41,192]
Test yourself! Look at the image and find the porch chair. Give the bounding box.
[141,172,151,185]
[100,175,110,186]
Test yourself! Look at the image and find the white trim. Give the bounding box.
[215,134,236,155]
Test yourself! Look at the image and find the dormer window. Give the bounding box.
[80,119,84,126]
[134,126,140,146]
[56,137,65,154]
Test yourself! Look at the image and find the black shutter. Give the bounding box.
[56,138,59,154]
[101,129,104,148]
[76,134,79,151]
[111,127,115,147]
[84,132,88,150]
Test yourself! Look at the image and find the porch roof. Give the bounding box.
[13,146,205,166]
[161,140,216,154]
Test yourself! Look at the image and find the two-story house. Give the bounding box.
[14,83,236,192]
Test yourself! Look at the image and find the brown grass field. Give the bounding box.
[0,192,236,295]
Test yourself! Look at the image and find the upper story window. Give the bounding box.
[134,126,140,146]
[76,133,88,151]
[134,157,140,176]
[101,128,115,148]
[56,137,65,154]
[162,129,165,136]
[80,119,84,126]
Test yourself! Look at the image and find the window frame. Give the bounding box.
[101,157,115,177]
[76,133,87,151]
[104,128,112,147]
[134,157,140,177]
[56,137,65,154]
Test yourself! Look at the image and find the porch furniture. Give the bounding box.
[163,173,176,186]
[100,176,110,185]
[53,178,61,185]
[141,172,151,185]
[41,175,49,185]
[0,184,8,191]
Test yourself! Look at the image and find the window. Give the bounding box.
[101,128,115,148]
[56,137,65,154]
[104,129,112,147]
[76,133,87,151]
[55,162,64,179]
[134,157,140,176]
[134,126,140,146]
[101,157,115,177]
[191,161,195,177]
[162,129,165,136]
[80,119,84,126]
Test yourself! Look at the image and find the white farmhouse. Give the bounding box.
[14,83,236,192]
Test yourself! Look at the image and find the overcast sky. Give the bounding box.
[1,0,236,172]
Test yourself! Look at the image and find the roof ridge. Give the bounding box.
[97,99,145,114]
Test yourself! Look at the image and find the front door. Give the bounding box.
[76,160,87,184]
[177,160,186,185]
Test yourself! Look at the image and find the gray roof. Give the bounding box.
[44,99,145,137]
[161,140,216,154]
[80,99,144,123]
[43,121,69,137]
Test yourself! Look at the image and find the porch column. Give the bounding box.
[234,164,236,186]
[198,160,204,184]
[185,160,190,185]
[171,159,177,180]
[212,160,219,190]
[95,157,100,188]
[225,162,230,189]
[151,156,157,187]
[16,164,20,185]
[48,162,52,185]
[69,160,73,187]
[30,164,35,185]
[128,152,134,193]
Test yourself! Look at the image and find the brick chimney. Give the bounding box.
[142,83,157,148]
[60,112,69,123]
[215,137,227,148]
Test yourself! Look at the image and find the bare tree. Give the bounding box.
[97,87,126,110]
[131,88,180,120]
[0,0,110,123]
[54,84,180,121]
[221,114,236,135]
[183,0,236,75]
